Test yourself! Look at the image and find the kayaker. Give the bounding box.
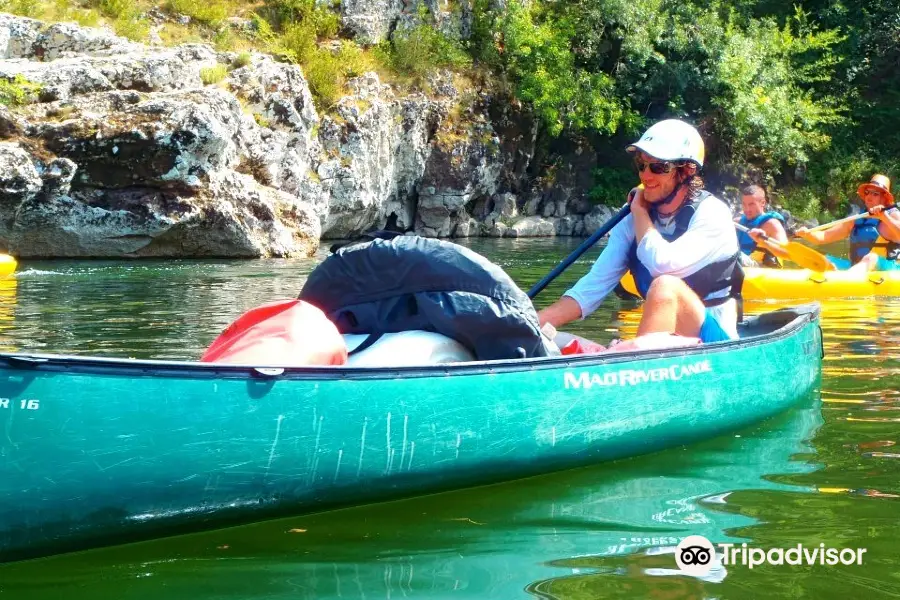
[795,174,900,272]
[735,184,789,268]
[537,119,742,343]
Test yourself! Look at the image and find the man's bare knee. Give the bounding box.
[645,275,683,304]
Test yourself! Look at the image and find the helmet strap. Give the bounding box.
[654,177,692,216]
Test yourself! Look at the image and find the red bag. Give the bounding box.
[560,338,607,355]
[200,299,348,366]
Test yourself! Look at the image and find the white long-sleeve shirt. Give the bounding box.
[564,195,739,334]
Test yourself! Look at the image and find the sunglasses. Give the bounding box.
[864,189,884,197]
[634,159,675,175]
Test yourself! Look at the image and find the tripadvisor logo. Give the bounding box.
[675,535,716,576]
[674,535,868,575]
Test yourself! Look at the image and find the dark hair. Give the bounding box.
[678,164,704,198]
[741,184,767,201]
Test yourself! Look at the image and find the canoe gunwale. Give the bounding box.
[0,303,821,380]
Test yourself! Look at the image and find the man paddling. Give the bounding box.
[735,184,789,268]
[795,174,900,272]
[537,119,742,343]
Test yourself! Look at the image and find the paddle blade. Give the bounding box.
[783,241,835,272]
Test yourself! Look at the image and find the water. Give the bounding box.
[1,238,899,598]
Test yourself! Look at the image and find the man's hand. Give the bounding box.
[748,227,769,242]
[629,187,650,217]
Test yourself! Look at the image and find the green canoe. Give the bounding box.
[0,304,822,562]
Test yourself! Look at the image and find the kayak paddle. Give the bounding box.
[805,210,881,233]
[734,222,834,272]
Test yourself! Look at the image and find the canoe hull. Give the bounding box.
[0,306,822,561]
[621,268,900,299]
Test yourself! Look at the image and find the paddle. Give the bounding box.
[805,210,878,233]
[734,222,834,272]
[528,203,632,299]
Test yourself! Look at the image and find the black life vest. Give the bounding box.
[627,191,743,309]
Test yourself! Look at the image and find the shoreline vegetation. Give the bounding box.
[1,0,898,224]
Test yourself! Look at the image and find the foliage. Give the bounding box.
[232,52,253,68]
[259,0,339,36]
[589,164,638,207]
[709,8,846,175]
[0,0,100,25]
[199,64,228,85]
[7,0,900,221]
[0,74,41,107]
[88,0,149,40]
[166,0,232,28]
[375,9,471,79]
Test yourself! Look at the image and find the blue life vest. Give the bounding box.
[627,191,743,308]
[737,211,786,268]
[737,212,785,254]
[849,208,900,264]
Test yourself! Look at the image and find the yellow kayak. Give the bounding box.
[619,267,900,300]
[0,255,15,279]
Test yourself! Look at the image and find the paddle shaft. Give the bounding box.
[527,203,631,299]
[806,211,874,233]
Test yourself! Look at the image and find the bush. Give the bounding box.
[113,14,150,41]
[376,23,471,79]
[303,49,342,109]
[166,0,231,28]
[233,52,253,68]
[778,187,830,225]
[279,20,317,63]
[588,165,636,207]
[200,64,228,85]
[0,75,41,107]
[260,0,339,35]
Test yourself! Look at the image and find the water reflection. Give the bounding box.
[0,277,17,352]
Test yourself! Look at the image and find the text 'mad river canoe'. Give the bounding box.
[0,304,822,562]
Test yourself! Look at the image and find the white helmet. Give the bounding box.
[626,119,705,167]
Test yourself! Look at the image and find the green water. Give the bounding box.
[1,238,899,598]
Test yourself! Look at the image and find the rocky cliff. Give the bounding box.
[0,13,613,258]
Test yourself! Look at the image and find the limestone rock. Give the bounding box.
[582,204,616,235]
[506,216,556,237]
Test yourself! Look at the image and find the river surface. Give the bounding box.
[0,238,898,599]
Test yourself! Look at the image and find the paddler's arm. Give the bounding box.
[761,218,789,244]
[538,215,634,328]
[872,206,900,240]
[537,297,582,328]
[746,217,790,259]
[795,220,855,245]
